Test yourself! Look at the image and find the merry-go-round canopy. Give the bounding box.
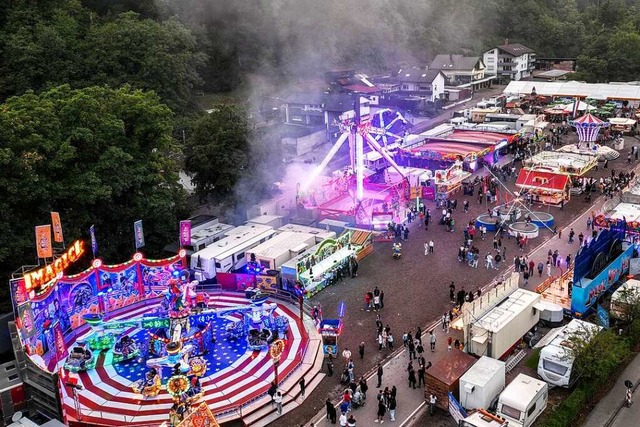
[569,112,610,143]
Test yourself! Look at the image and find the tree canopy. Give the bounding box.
[0,85,188,310]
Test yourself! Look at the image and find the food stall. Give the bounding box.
[319,318,343,357]
[608,117,636,134]
[434,160,472,202]
[516,169,570,206]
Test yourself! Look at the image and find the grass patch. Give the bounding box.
[525,348,541,370]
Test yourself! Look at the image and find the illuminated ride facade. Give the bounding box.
[10,244,309,426]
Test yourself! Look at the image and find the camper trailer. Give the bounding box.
[245,231,317,271]
[187,220,234,253]
[496,374,548,427]
[610,279,640,320]
[460,409,509,427]
[190,224,277,280]
[277,224,336,244]
[247,215,284,229]
[537,319,602,388]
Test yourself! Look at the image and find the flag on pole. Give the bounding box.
[35,225,53,258]
[179,220,192,247]
[134,220,145,249]
[89,225,98,258]
[572,97,580,118]
[51,212,64,243]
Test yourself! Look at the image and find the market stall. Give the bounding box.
[516,169,570,206]
[608,117,636,134]
[281,231,367,297]
[434,161,472,202]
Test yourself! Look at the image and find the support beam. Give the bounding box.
[365,133,406,178]
[301,132,349,191]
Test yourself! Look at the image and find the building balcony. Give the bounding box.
[498,60,516,66]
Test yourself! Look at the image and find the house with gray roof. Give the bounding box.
[394,68,446,102]
[429,54,494,90]
[483,40,536,83]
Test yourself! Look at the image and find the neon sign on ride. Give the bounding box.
[24,240,85,296]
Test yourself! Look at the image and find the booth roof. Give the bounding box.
[516,169,569,192]
[426,349,476,386]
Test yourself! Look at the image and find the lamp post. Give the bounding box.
[269,339,286,386]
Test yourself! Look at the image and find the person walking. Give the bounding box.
[416,341,424,358]
[415,326,422,345]
[274,391,283,415]
[424,241,429,256]
[387,332,394,350]
[429,330,436,352]
[376,363,383,388]
[326,398,337,423]
[547,261,552,277]
[358,342,365,359]
[375,399,386,423]
[418,364,426,387]
[449,282,455,303]
[268,381,277,406]
[299,377,306,399]
[339,412,348,427]
[388,395,397,422]
[408,339,416,360]
[428,240,434,253]
[538,261,544,277]
[408,366,417,389]
[429,394,437,415]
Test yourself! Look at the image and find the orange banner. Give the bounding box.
[35,225,53,258]
[51,212,64,243]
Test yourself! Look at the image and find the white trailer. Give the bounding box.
[467,288,540,360]
[460,409,509,427]
[496,374,548,427]
[277,224,336,244]
[188,220,234,252]
[247,214,284,229]
[245,231,317,271]
[190,224,276,280]
[459,356,506,411]
[537,319,602,388]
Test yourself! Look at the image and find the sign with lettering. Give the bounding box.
[24,240,85,294]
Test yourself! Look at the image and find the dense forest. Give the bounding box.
[1,0,640,313]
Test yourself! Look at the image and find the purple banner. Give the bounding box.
[180,220,192,247]
[134,220,145,249]
[90,225,98,258]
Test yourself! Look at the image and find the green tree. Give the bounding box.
[0,85,188,310]
[184,105,251,200]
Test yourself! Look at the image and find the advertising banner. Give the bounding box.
[35,225,53,258]
[180,220,192,247]
[134,220,145,249]
[448,392,468,423]
[90,225,98,258]
[51,212,64,243]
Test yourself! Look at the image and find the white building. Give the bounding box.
[429,54,494,90]
[483,42,536,82]
[395,68,446,102]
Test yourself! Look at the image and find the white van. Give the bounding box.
[537,319,602,388]
[496,374,547,427]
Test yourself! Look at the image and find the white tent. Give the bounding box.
[562,101,596,113]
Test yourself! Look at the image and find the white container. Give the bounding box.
[468,288,541,359]
[459,356,506,411]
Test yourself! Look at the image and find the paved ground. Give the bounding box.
[586,350,640,427]
[266,109,640,425]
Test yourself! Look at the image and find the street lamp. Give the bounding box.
[269,339,286,386]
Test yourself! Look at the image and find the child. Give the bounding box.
[447,336,453,351]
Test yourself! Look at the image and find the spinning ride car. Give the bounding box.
[132,367,162,397]
[63,342,96,373]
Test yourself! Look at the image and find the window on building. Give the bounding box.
[402,84,409,90]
